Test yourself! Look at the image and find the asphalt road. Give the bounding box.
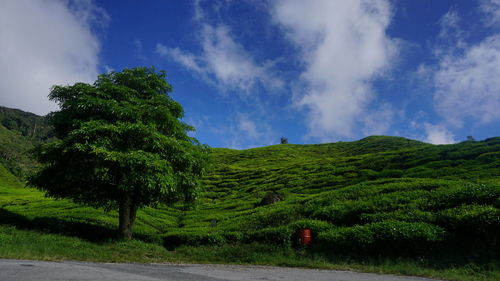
[0,259,441,281]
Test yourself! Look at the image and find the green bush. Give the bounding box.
[287,219,333,233]
[163,230,225,250]
[240,204,301,230]
[221,231,244,243]
[476,151,500,163]
[311,191,427,225]
[360,207,435,223]
[243,226,293,246]
[421,183,500,210]
[376,169,404,179]
[437,204,500,235]
[317,220,446,254]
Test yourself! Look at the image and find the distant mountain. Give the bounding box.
[0,106,53,180]
[0,106,53,142]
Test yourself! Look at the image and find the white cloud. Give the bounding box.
[434,34,500,128]
[0,0,106,115]
[238,114,259,139]
[209,113,276,149]
[362,103,394,136]
[157,3,282,93]
[480,0,500,27]
[434,9,469,57]
[438,9,461,39]
[157,45,204,74]
[271,0,397,139]
[424,123,455,144]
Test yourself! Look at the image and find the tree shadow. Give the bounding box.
[0,208,157,243]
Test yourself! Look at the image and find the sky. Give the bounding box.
[1,0,500,148]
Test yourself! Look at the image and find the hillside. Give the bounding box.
[0,106,53,142]
[169,136,500,253]
[0,108,499,280]
[0,107,53,179]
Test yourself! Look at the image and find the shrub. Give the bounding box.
[288,219,333,234]
[242,226,293,246]
[311,191,427,225]
[317,220,446,254]
[437,204,500,238]
[163,230,225,250]
[360,207,435,223]
[421,183,500,210]
[240,204,301,230]
[476,151,500,163]
[377,169,404,179]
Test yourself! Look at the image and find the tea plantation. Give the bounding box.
[0,109,499,280]
[164,136,500,257]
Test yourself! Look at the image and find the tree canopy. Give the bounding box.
[29,67,210,239]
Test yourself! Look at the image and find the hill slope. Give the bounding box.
[0,106,53,142]
[167,136,500,253]
[0,108,499,279]
[0,107,53,179]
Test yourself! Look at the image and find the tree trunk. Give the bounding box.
[118,192,137,240]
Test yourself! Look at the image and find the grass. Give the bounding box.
[0,225,176,262]
[0,224,498,281]
[1,135,500,280]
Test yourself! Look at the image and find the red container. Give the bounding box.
[297,228,312,246]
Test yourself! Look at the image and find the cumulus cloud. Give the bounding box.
[361,103,394,136]
[432,7,500,129]
[157,3,282,93]
[238,114,260,139]
[480,0,500,27]
[434,35,500,127]
[209,113,276,149]
[435,9,468,53]
[423,123,455,145]
[0,0,106,115]
[271,0,397,139]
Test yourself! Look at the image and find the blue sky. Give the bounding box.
[1,0,500,148]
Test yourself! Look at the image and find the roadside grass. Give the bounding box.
[176,244,500,281]
[0,224,498,281]
[0,225,178,263]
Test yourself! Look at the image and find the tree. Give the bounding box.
[280,137,288,144]
[29,67,210,239]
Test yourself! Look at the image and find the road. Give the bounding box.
[0,259,441,281]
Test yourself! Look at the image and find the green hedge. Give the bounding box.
[242,226,293,246]
[163,230,225,250]
[420,183,500,210]
[287,219,333,234]
[437,204,500,238]
[317,220,446,254]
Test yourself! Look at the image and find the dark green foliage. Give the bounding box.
[0,163,21,187]
[28,67,210,239]
[243,226,293,246]
[239,204,301,230]
[288,219,334,234]
[437,204,500,243]
[0,106,53,180]
[317,221,445,254]
[0,106,53,142]
[0,125,39,179]
[163,230,226,250]
[420,183,500,210]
